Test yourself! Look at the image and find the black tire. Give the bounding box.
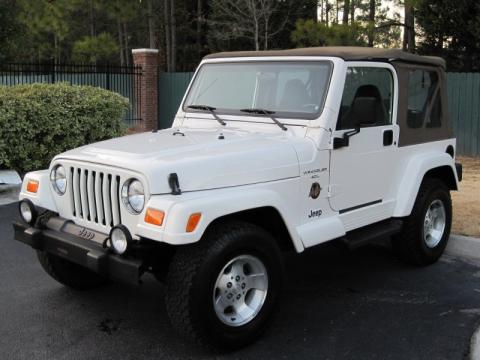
[165,220,284,350]
[37,251,109,290]
[392,178,452,265]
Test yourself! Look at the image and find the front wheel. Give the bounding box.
[392,178,452,265]
[165,221,284,349]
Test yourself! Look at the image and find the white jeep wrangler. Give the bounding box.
[14,47,462,349]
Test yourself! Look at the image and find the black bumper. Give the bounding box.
[13,221,143,285]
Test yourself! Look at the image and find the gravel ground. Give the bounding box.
[452,156,480,237]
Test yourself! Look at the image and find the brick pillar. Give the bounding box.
[132,48,159,132]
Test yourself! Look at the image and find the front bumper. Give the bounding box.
[13,220,143,285]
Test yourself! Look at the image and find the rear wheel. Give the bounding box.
[165,221,284,349]
[393,178,452,265]
[37,251,109,290]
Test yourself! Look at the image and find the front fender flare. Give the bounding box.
[160,187,304,252]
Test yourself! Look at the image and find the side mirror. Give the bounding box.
[333,127,360,149]
[333,137,348,149]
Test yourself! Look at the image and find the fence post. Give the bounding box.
[105,63,111,91]
[132,48,159,132]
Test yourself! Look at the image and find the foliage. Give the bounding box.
[416,0,480,71]
[16,0,69,62]
[0,0,20,63]
[4,0,480,72]
[0,83,128,173]
[72,33,119,63]
[1,0,317,70]
[291,19,367,47]
[317,0,401,48]
[207,0,294,51]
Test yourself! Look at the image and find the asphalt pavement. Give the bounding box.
[1,201,480,360]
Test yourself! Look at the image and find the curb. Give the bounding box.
[470,325,480,360]
[445,234,480,261]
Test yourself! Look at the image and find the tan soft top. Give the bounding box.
[204,46,445,68]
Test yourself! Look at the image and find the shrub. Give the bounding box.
[0,83,129,174]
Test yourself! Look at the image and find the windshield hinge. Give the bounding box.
[327,184,336,198]
[168,173,182,195]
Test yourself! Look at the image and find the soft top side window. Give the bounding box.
[407,69,442,129]
[336,67,393,130]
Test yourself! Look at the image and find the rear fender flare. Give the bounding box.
[393,152,458,217]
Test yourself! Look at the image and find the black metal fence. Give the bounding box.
[0,62,142,127]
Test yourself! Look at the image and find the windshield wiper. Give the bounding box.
[240,108,287,131]
[186,105,226,126]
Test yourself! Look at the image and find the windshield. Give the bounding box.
[184,61,332,119]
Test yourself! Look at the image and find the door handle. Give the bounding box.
[383,129,393,146]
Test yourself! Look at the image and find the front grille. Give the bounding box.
[68,166,122,228]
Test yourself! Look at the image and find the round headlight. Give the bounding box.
[121,179,145,214]
[109,225,132,255]
[50,165,67,195]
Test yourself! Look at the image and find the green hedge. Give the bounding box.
[0,83,129,174]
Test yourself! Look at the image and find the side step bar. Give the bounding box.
[341,219,403,250]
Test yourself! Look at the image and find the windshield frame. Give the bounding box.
[182,59,334,121]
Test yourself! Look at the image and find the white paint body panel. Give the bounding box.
[20,56,459,252]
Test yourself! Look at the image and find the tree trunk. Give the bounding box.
[264,16,268,50]
[343,0,350,24]
[368,0,375,47]
[320,0,324,23]
[251,1,259,51]
[117,19,125,66]
[335,0,339,24]
[54,34,58,64]
[123,22,129,66]
[350,0,355,23]
[147,0,155,48]
[170,0,176,71]
[164,0,171,72]
[90,0,96,37]
[196,0,203,55]
[325,2,330,26]
[403,2,415,52]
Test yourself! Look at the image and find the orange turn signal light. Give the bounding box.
[26,180,39,193]
[186,213,202,233]
[144,208,165,226]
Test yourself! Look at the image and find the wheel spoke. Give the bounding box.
[228,307,246,324]
[215,293,230,311]
[430,229,443,240]
[216,273,231,292]
[231,261,245,277]
[246,272,267,291]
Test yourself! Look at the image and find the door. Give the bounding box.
[329,63,399,214]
